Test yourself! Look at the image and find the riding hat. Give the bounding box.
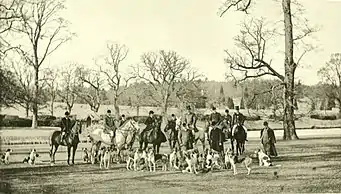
[171,114,175,117]
[212,107,216,111]
[225,109,229,113]
[122,114,125,117]
[235,106,240,110]
[65,111,70,116]
[107,110,111,114]
[186,105,191,110]
[263,121,268,126]
[149,110,154,114]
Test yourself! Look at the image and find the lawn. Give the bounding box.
[1,136,340,194]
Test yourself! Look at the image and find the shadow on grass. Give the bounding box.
[274,151,341,162]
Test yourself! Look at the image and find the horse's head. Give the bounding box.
[71,120,82,135]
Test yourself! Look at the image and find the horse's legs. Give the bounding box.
[52,145,59,164]
[72,144,78,165]
[157,143,161,154]
[67,146,71,165]
[168,140,173,151]
[230,139,234,154]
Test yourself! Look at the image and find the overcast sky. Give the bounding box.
[44,0,341,85]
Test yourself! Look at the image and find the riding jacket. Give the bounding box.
[104,114,115,132]
[209,112,222,126]
[61,117,72,133]
[232,112,245,126]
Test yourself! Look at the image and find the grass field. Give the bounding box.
[1,134,340,193]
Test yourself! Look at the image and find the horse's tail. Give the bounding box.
[49,132,55,157]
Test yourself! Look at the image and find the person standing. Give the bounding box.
[165,114,179,150]
[183,105,197,145]
[260,121,277,157]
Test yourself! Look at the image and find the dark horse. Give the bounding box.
[139,117,167,154]
[209,124,225,154]
[233,124,246,156]
[50,120,82,165]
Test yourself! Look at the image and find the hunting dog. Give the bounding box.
[182,149,199,174]
[255,149,273,167]
[205,149,222,170]
[147,147,156,172]
[82,148,91,163]
[28,149,39,165]
[100,147,111,169]
[1,149,12,165]
[169,148,179,170]
[133,148,147,171]
[225,148,252,175]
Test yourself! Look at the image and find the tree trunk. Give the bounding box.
[50,100,54,116]
[282,0,298,140]
[67,102,72,115]
[31,67,38,128]
[25,103,29,118]
[113,96,120,120]
[136,105,140,117]
[161,94,169,130]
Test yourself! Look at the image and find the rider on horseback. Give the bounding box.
[104,110,115,139]
[119,114,126,127]
[207,106,222,141]
[183,105,197,144]
[141,110,156,135]
[232,106,248,141]
[61,111,72,141]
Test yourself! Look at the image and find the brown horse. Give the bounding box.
[233,124,247,156]
[139,117,167,154]
[49,120,82,165]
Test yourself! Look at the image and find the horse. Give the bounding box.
[139,117,167,154]
[233,124,247,156]
[175,117,206,152]
[215,119,236,154]
[50,120,82,165]
[88,119,140,163]
[164,117,180,151]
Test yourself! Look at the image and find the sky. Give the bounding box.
[44,0,341,86]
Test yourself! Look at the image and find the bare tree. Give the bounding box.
[219,0,316,140]
[97,42,134,119]
[0,0,22,58]
[134,50,201,125]
[75,66,104,113]
[318,53,341,116]
[42,67,59,116]
[14,0,73,128]
[57,64,79,114]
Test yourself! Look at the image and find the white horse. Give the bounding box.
[88,119,140,164]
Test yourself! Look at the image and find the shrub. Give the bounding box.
[310,114,337,120]
[245,115,261,121]
[0,117,32,127]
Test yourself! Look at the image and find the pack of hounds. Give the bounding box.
[0,148,40,165]
[81,146,275,175]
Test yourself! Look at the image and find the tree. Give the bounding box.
[15,0,73,128]
[134,50,200,126]
[219,0,316,140]
[226,97,234,109]
[0,65,21,108]
[0,0,22,58]
[318,53,341,115]
[57,64,79,114]
[219,85,226,105]
[42,67,58,116]
[97,42,134,119]
[75,66,104,113]
[240,96,245,109]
